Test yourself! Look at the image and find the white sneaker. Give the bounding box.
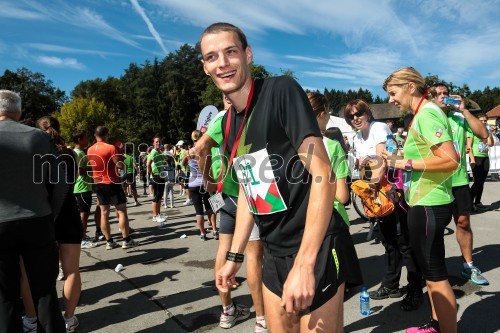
[22,315,37,333]
[122,239,139,249]
[65,315,79,333]
[106,241,119,250]
[57,263,64,281]
[183,199,193,206]
[81,239,97,249]
[156,215,166,223]
[219,303,251,329]
[152,216,157,222]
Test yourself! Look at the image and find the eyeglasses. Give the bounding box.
[347,111,365,121]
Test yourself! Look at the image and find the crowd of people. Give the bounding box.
[0,21,497,333]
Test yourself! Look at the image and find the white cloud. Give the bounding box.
[0,2,44,19]
[130,0,168,54]
[36,56,85,70]
[26,43,125,57]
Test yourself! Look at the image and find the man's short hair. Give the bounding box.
[433,81,450,92]
[200,22,248,50]
[72,129,87,143]
[95,126,109,138]
[0,90,22,116]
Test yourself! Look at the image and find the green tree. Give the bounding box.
[0,67,67,121]
[55,97,118,144]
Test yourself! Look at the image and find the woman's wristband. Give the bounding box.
[226,251,244,263]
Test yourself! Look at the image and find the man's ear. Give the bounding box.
[245,46,253,64]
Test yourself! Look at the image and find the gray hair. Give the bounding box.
[0,90,22,115]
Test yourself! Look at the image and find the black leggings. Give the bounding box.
[470,156,489,204]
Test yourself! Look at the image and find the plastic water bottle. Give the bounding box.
[385,135,397,154]
[360,287,370,316]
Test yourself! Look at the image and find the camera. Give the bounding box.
[442,97,460,105]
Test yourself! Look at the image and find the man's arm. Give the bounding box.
[282,135,336,313]
[216,186,256,292]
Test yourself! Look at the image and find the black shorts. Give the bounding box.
[94,183,127,206]
[263,233,345,315]
[189,186,212,216]
[151,176,165,203]
[55,194,84,244]
[74,191,92,213]
[121,173,137,190]
[219,194,237,234]
[452,185,472,215]
[408,204,452,282]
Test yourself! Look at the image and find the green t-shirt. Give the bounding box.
[395,134,405,148]
[448,111,473,186]
[124,154,135,174]
[323,137,351,226]
[403,102,454,206]
[205,110,240,197]
[469,132,490,157]
[147,149,166,176]
[73,148,93,193]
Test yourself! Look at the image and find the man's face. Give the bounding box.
[434,86,449,108]
[153,138,161,150]
[201,31,252,95]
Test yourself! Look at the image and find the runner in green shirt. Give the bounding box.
[433,82,489,286]
[122,145,140,206]
[384,67,459,333]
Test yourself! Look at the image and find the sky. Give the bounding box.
[1,0,499,100]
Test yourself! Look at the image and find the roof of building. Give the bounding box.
[486,105,500,118]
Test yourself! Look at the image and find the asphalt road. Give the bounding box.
[62,178,500,332]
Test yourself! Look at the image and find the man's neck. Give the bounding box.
[227,78,253,113]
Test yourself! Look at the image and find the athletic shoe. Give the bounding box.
[65,315,79,333]
[200,234,207,241]
[170,204,174,209]
[255,321,268,333]
[475,202,486,208]
[134,201,141,206]
[369,285,406,300]
[156,215,166,223]
[219,303,251,329]
[81,239,97,249]
[106,241,119,250]
[152,216,157,222]
[406,322,439,333]
[57,263,64,281]
[122,239,139,249]
[462,266,489,285]
[213,230,219,240]
[22,315,37,333]
[183,199,193,206]
[400,289,423,311]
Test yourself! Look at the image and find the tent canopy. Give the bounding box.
[326,116,356,144]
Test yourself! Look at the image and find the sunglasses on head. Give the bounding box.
[347,111,365,121]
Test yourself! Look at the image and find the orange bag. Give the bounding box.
[350,177,400,218]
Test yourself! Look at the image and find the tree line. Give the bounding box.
[1,43,499,146]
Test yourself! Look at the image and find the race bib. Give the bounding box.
[208,192,225,212]
[233,148,287,215]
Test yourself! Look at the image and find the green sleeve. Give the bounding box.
[205,112,225,146]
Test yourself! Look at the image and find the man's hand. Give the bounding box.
[280,263,315,314]
[451,94,465,112]
[215,261,242,293]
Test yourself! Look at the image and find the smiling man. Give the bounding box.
[197,22,353,333]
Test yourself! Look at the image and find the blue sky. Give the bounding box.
[1,0,499,99]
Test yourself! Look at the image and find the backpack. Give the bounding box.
[350,177,401,218]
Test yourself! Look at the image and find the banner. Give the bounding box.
[197,105,218,134]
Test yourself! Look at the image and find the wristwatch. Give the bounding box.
[405,159,413,172]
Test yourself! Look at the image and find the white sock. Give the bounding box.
[256,316,266,327]
[223,303,235,315]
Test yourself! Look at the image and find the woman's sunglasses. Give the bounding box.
[347,111,365,121]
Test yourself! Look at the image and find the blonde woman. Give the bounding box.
[383,67,459,333]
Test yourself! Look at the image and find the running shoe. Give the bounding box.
[156,215,166,223]
[369,285,406,300]
[183,199,193,206]
[213,230,219,240]
[400,289,423,311]
[57,263,64,281]
[122,239,139,249]
[200,234,207,241]
[81,239,97,249]
[219,303,251,329]
[65,315,79,333]
[462,265,489,285]
[406,322,439,333]
[22,315,37,333]
[134,201,141,206]
[255,321,268,333]
[106,241,119,250]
